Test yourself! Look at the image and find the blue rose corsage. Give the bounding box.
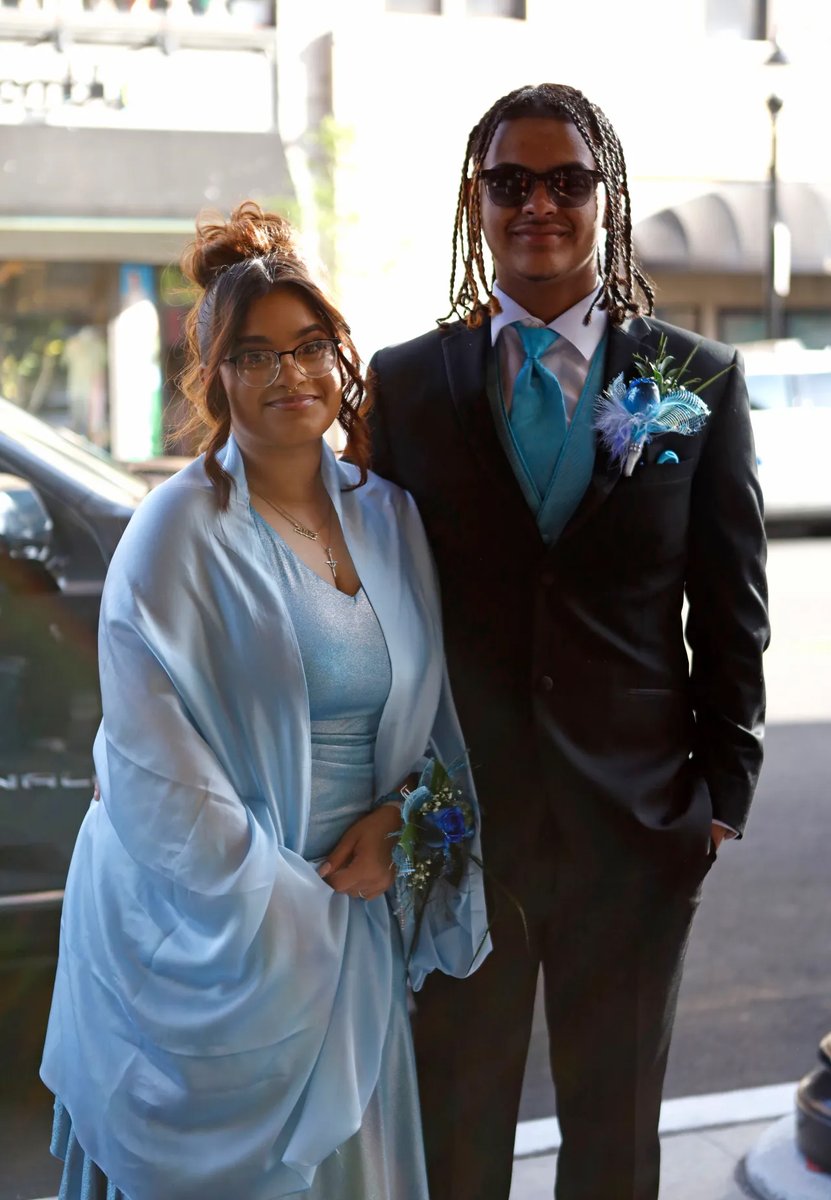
[391,756,476,919]
[378,755,527,966]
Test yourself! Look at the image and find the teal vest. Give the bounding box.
[487,337,607,544]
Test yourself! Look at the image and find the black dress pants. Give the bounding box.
[413,837,714,1200]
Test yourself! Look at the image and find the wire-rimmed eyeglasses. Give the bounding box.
[223,338,339,388]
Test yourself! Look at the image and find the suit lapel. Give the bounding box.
[558,316,656,541]
[441,320,539,534]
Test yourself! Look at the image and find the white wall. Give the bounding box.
[274,0,830,359]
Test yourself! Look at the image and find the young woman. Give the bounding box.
[41,202,489,1200]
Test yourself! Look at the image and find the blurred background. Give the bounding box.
[2,0,831,458]
[0,2,830,1197]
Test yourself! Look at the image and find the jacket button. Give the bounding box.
[540,571,555,588]
[538,675,554,692]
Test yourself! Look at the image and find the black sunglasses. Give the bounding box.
[479,164,603,209]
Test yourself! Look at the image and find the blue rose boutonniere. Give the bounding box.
[595,334,732,476]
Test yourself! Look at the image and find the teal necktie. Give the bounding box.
[510,322,567,499]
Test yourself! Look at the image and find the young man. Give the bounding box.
[368,83,769,1200]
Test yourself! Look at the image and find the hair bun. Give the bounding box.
[181,200,300,290]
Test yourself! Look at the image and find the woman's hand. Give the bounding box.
[318,805,403,901]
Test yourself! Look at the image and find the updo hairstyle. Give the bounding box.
[179,200,370,507]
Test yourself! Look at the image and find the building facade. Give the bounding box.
[0,0,290,456]
[280,0,831,356]
[2,0,830,454]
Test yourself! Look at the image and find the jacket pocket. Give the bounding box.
[622,459,696,487]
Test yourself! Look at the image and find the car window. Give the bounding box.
[746,374,791,411]
[0,398,148,506]
[794,373,831,408]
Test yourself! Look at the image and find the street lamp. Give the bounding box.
[765,40,790,340]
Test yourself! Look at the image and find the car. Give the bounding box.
[741,341,831,529]
[0,397,147,953]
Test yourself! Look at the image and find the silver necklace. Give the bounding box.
[252,490,338,583]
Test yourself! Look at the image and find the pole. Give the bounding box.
[765,93,784,340]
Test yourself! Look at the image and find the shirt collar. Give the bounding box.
[490,281,608,361]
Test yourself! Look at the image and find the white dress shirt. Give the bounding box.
[491,282,608,423]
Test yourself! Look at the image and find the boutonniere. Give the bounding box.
[595,334,731,477]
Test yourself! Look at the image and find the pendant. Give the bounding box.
[324,547,338,581]
[291,522,319,541]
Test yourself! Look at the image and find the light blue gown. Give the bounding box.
[50,509,430,1200]
[42,439,489,1199]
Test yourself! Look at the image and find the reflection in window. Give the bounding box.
[787,311,831,351]
[705,0,766,39]
[720,309,831,352]
[654,305,701,334]
[0,262,112,445]
[719,310,765,346]
[467,0,526,14]
[386,0,441,12]
[798,374,831,408]
[746,374,790,410]
[746,372,831,411]
[0,260,192,456]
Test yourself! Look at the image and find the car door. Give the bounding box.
[0,404,143,921]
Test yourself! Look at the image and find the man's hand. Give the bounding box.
[318,805,403,900]
[710,822,735,852]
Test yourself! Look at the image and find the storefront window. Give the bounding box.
[0,262,114,444]
[0,259,192,460]
[654,304,701,334]
[158,264,197,456]
[720,309,831,350]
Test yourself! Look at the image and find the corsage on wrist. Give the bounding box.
[380,756,526,968]
[391,757,476,921]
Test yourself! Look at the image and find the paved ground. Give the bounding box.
[513,1113,831,1200]
[16,1111,830,1200]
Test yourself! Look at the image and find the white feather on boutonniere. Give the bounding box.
[595,334,733,476]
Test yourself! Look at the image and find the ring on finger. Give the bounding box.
[357,889,366,899]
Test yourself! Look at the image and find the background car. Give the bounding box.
[741,340,831,530]
[0,397,146,956]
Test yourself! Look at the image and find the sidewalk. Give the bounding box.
[511,1118,771,1199]
[510,1087,831,1200]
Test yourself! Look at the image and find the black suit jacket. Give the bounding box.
[369,316,769,872]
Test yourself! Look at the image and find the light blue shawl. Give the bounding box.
[41,436,490,1200]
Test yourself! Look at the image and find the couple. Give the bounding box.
[41,82,769,1200]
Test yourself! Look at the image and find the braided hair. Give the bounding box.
[445,83,654,329]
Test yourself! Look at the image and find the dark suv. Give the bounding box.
[0,397,146,948]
